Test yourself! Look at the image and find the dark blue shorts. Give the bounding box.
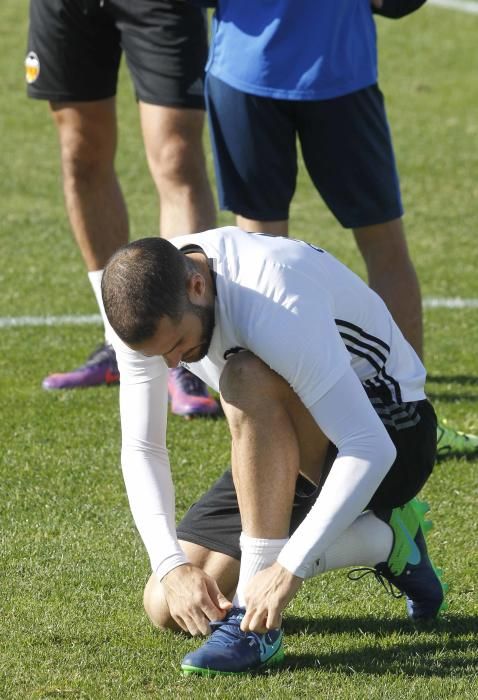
[205,75,403,228]
[26,0,208,108]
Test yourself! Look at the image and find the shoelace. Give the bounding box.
[208,613,264,649]
[347,567,404,599]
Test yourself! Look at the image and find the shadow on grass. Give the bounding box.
[283,614,475,636]
[426,373,478,402]
[280,614,477,677]
[427,392,478,402]
[427,375,478,385]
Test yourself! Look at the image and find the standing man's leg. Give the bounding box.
[26,0,125,390]
[140,103,220,415]
[355,218,478,457]
[140,104,215,237]
[353,219,423,358]
[42,99,126,389]
[124,0,219,417]
[51,100,128,274]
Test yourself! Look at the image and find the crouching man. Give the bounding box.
[101,226,446,675]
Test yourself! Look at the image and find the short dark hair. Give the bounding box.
[101,237,190,345]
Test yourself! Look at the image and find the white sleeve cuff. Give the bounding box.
[155,553,190,582]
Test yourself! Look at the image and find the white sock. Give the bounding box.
[313,511,393,575]
[88,269,114,346]
[233,533,289,608]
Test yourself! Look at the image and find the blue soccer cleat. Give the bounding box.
[181,607,284,676]
[375,526,447,622]
[350,499,447,623]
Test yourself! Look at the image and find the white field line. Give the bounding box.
[0,314,102,329]
[428,0,478,14]
[0,298,477,329]
[424,297,478,309]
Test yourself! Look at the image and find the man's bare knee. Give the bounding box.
[220,351,284,405]
[143,543,239,632]
[50,103,117,182]
[143,573,179,631]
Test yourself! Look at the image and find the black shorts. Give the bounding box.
[177,399,437,561]
[205,74,403,227]
[26,0,208,108]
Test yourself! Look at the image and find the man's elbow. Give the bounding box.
[379,432,397,475]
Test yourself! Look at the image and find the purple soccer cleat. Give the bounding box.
[168,366,220,418]
[42,343,120,390]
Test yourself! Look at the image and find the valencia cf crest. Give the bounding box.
[25,51,40,84]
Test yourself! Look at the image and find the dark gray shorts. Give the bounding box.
[206,75,403,227]
[177,399,437,560]
[26,0,208,108]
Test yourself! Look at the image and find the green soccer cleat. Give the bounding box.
[349,498,447,623]
[385,498,434,576]
[436,420,478,461]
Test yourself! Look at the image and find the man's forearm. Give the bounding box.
[121,446,188,578]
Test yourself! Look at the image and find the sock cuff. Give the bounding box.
[87,269,104,289]
[239,532,289,554]
[88,269,114,346]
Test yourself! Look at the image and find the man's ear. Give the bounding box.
[186,271,206,303]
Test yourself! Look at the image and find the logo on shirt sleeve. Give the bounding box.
[25,52,40,84]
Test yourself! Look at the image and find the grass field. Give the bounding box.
[1,1,477,698]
